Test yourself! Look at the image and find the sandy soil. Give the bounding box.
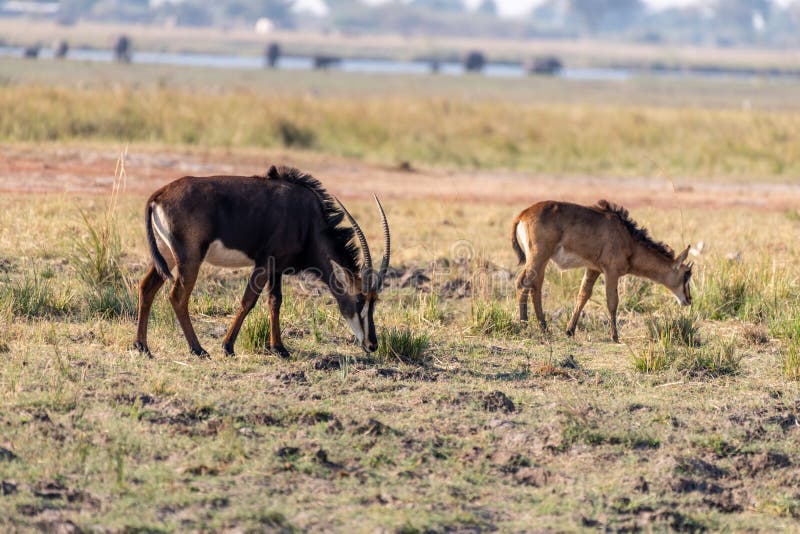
[1,144,799,210]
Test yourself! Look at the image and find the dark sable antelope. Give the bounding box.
[134,165,390,358]
[511,200,693,342]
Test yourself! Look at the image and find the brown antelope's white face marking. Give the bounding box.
[205,240,254,268]
[330,260,379,352]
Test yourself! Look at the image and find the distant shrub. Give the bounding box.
[275,119,315,149]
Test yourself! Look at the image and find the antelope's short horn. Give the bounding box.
[374,194,390,291]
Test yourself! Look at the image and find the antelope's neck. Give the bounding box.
[630,247,674,286]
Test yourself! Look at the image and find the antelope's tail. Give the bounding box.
[145,202,174,282]
[511,219,526,265]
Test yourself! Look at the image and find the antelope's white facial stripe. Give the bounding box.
[345,313,365,344]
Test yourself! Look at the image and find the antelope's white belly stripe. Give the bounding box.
[515,222,530,259]
[551,245,591,271]
[205,239,254,268]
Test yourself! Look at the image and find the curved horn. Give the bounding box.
[334,196,373,292]
[374,194,390,291]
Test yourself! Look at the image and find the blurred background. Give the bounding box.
[1,0,799,77]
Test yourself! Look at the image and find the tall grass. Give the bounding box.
[783,340,800,381]
[2,86,800,178]
[70,151,134,318]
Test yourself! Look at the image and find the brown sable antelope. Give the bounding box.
[133,165,390,358]
[511,200,693,342]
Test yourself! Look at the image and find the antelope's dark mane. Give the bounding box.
[266,165,360,271]
[595,200,675,260]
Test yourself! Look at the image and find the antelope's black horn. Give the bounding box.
[334,196,373,293]
[374,194,390,291]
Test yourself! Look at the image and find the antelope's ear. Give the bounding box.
[330,260,355,292]
[674,245,691,269]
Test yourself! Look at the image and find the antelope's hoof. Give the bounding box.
[270,345,291,359]
[565,329,575,337]
[611,336,620,344]
[191,347,211,359]
[222,344,236,358]
[133,341,153,358]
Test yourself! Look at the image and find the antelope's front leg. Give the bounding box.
[222,267,269,357]
[267,273,289,358]
[604,273,620,343]
[566,269,600,337]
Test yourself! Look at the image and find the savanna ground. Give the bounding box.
[2,56,800,532]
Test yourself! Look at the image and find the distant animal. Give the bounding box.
[53,40,69,59]
[313,55,341,70]
[264,42,281,68]
[134,166,391,359]
[464,50,486,72]
[113,35,131,63]
[23,44,41,59]
[526,56,563,76]
[511,200,693,342]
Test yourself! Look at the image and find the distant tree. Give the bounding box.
[569,0,643,32]
[409,0,465,13]
[714,0,771,32]
[477,0,498,16]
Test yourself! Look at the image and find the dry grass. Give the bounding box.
[1,191,800,531]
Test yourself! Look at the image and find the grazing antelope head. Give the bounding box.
[663,245,694,306]
[133,165,390,359]
[512,199,694,343]
[329,195,390,353]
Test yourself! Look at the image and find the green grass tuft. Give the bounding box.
[783,340,800,381]
[377,327,430,366]
[0,269,72,318]
[470,300,519,337]
[677,338,740,378]
[242,307,271,353]
[645,311,700,346]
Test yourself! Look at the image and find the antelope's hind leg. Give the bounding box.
[516,258,548,331]
[134,264,170,357]
[169,258,208,358]
[566,269,600,337]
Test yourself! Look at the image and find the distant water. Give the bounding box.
[1,44,771,82]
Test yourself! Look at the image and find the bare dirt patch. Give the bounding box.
[3,145,800,210]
